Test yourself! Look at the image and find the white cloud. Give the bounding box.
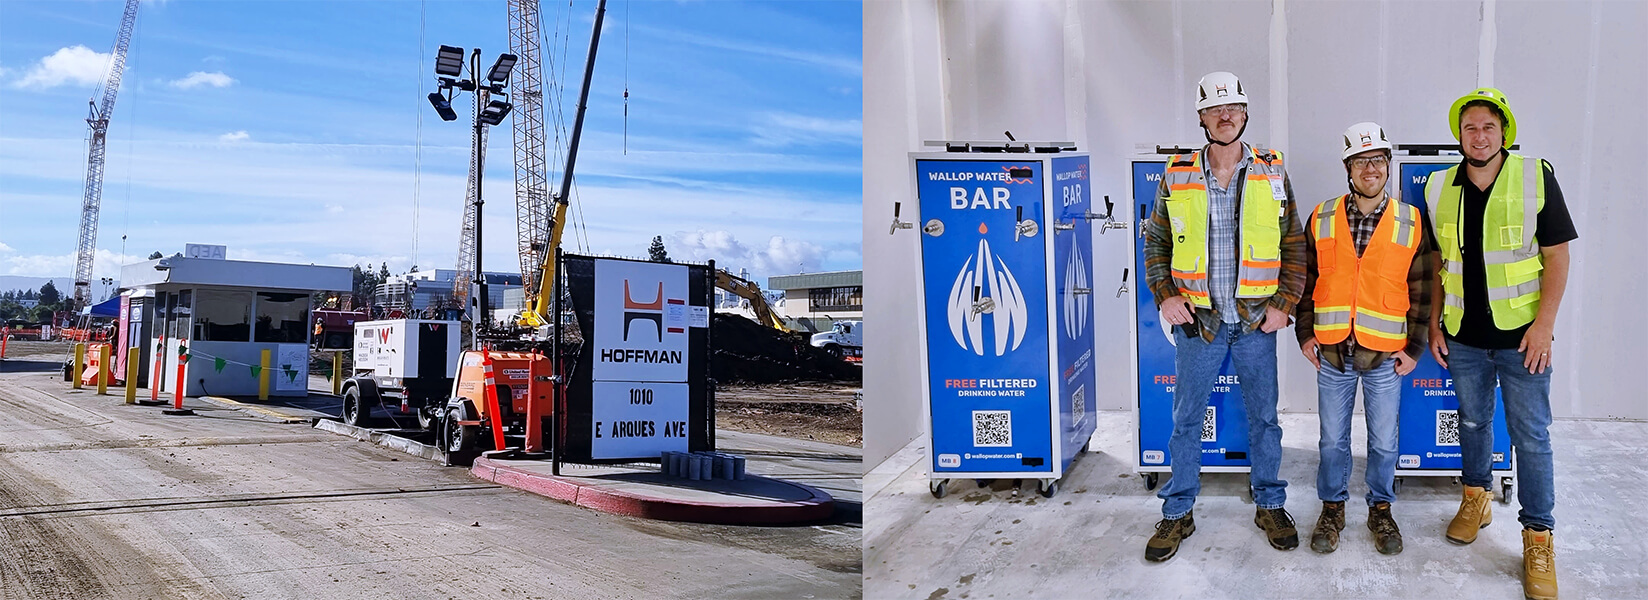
[0,249,148,279]
[170,71,235,89]
[668,230,828,282]
[12,45,112,89]
[749,113,862,148]
[219,130,250,142]
[0,241,13,253]
[0,129,860,283]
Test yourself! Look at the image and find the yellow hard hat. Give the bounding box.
[1449,87,1516,148]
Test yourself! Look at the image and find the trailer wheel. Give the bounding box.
[445,407,476,453]
[342,386,372,427]
[824,344,842,359]
[417,406,438,431]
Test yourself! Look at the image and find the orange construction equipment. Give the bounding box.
[444,350,557,455]
[79,343,120,388]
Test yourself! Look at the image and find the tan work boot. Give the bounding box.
[1446,485,1493,544]
[1144,512,1195,563]
[1522,528,1558,600]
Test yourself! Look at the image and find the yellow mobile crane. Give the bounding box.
[506,0,790,340]
[513,0,606,330]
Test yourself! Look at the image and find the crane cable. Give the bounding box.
[412,0,427,271]
[119,14,141,272]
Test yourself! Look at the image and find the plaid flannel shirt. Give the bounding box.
[1295,194,1438,371]
[1143,144,1309,344]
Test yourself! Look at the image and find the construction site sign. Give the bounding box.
[591,259,691,383]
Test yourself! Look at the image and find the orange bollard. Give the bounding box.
[151,336,165,403]
[1,330,9,359]
[482,352,507,452]
[174,357,186,409]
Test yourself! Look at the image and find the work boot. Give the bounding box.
[1522,528,1558,600]
[1144,512,1195,563]
[1446,485,1494,544]
[1254,507,1299,551]
[1368,502,1403,555]
[1309,501,1345,553]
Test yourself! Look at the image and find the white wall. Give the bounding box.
[864,0,1648,471]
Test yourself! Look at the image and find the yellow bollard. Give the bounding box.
[258,349,271,400]
[96,344,109,395]
[125,346,139,404]
[332,351,342,396]
[72,343,85,389]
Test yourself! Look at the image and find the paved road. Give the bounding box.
[0,348,860,600]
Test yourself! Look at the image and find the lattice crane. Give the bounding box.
[73,0,140,310]
[508,0,550,319]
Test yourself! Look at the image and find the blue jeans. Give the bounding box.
[1446,338,1556,530]
[1159,323,1286,519]
[1316,354,1400,506]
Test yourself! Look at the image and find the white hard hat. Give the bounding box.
[1195,72,1248,111]
[1341,121,1393,160]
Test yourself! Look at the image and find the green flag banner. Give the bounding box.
[250,365,262,378]
[214,357,226,372]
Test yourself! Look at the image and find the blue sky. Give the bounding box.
[0,0,862,286]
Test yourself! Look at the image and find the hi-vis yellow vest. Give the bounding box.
[1308,195,1422,352]
[1163,146,1286,309]
[1424,154,1545,333]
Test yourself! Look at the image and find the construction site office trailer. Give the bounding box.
[119,257,352,397]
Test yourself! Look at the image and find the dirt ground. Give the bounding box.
[0,339,69,363]
[715,381,863,448]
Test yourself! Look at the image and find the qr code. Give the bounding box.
[1071,385,1086,428]
[1201,406,1217,442]
[1436,410,1461,446]
[973,410,1012,447]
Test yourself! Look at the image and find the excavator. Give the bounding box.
[713,269,792,333]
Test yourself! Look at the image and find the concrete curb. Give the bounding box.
[470,457,836,525]
[312,419,447,463]
[199,396,310,424]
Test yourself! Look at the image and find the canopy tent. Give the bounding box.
[80,296,120,317]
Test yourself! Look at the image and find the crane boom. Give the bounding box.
[508,0,550,315]
[524,0,606,327]
[74,0,140,309]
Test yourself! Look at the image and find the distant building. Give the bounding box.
[376,269,522,314]
[767,270,862,322]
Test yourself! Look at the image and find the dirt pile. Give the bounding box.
[712,314,860,384]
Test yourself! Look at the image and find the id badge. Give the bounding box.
[1268,174,1286,201]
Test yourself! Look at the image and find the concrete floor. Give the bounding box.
[1,346,860,600]
[865,410,1648,600]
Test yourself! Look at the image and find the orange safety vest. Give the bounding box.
[1308,195,1422,352]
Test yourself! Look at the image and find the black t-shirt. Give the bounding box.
[1435,152,1579,349]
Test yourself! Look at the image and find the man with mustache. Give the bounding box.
[1142,71,1308,562]
[1295,122,1434,556]
[1425,88,1576,600]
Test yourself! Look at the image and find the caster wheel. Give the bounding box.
[975,479,995,490]
[1039,480,1058,499]
[1501,480,1513,504]
[930,479,949,499]
[1144,473,1159,490]
[1393,477,1403,494]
